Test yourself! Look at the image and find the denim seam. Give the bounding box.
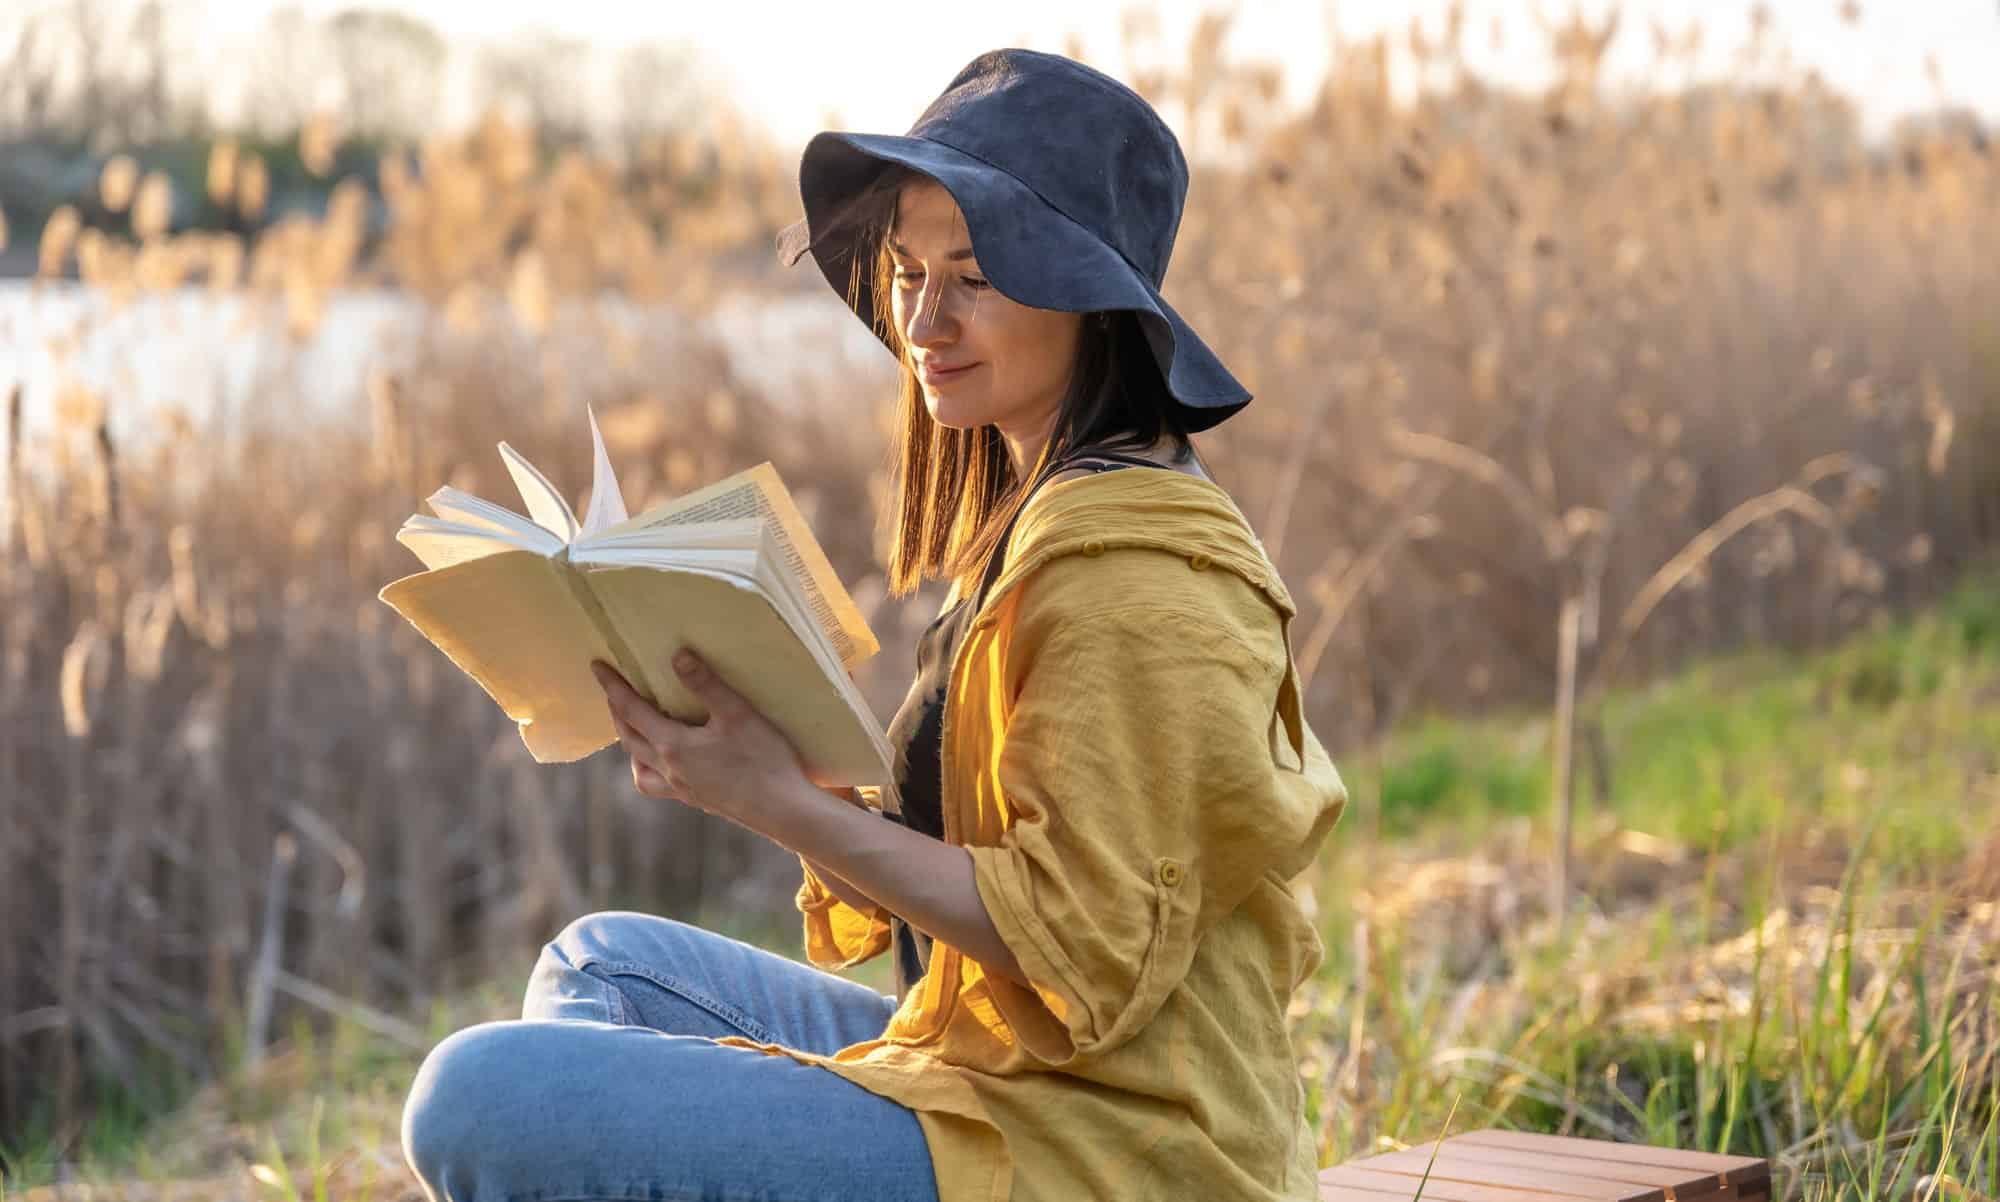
[582,957,779,1045]
[513,1192,855,1202]
[602,971,630,1026]
[508,1184,844,1192]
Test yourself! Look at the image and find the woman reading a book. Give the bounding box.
[403,49,1347,1202]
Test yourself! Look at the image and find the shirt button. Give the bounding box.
[1188,552,1212,571]
[1082,539,1105,557]
[1156,858,1184,886]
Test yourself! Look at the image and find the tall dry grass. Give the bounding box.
[2,2,1996,1167]
[1160,11,1996,741]
[1,113,889,1146]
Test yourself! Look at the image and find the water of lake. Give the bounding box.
[0,281,888,464]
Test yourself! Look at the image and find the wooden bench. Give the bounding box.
[1319,1128,1772,1201]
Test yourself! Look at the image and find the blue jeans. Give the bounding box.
[400,911,939,1202]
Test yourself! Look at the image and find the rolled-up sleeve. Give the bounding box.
[795,785,893,970]
[964,597,1334,1064]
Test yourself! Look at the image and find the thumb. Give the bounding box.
[673,648,743,718]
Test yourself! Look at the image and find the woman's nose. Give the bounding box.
[903,281,959,347]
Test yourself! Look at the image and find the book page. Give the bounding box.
[588,462,878,669]
[498,441,580,543]
[582,564,890,784]
[579,404,629,538]
[577,524,838,682]
[377,550,620,763]
[395,516,541,570]
[423,486,565,548]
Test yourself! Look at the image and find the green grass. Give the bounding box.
[1352,571,2000,874]
[1296,571,2000,1198]
[6,574,1997,1201]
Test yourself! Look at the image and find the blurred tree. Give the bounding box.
[68,0,113,138]
[0,0,203,145]
[0,6,63,135]
[614,42,704,164]
[130,1,172,139]
[242,6,334,138]
[479,31,592,149]
[328,7,445,144]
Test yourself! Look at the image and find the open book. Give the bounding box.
[378,408,891,785]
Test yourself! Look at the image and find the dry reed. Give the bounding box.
[1,4,1995,1168]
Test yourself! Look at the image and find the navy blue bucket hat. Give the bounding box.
[775,48,1251,433]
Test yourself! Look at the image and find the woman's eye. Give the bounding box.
[892,269,988,290]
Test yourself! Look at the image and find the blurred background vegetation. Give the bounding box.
[0,1,1995,1198]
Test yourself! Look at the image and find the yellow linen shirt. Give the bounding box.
[715,468,1348,1202]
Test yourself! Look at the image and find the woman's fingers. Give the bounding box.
[633,760,674,797]
[608,708,652,760]
[590,653,797,821]
[669,649,744,722]
[608,707,678,797]
[598,667,700,802]
[591,660,689,749]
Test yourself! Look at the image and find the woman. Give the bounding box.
[402,48,1347,1202]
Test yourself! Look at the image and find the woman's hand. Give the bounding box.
[591,650,821,831]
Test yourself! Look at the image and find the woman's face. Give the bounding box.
[888,180,1082,443]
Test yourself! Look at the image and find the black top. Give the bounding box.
[878,448,1188,1002]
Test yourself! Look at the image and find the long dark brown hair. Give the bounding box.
[843,165,1212,599]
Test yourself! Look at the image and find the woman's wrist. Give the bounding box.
[747,771,849,850]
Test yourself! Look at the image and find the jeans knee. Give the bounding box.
[402,1023,525,1197]
[550,909,688,966]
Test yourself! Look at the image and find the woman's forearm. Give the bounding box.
[800,855,882,913]
[799,785,887,912]
[751,777,1031,988]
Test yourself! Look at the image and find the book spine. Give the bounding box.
[553,551,651,699]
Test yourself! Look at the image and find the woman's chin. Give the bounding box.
[924,392,990,430]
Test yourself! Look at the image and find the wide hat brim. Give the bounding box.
[776,131,1249,434]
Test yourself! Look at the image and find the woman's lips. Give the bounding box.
[920,361,981,384]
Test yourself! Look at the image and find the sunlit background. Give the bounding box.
[1,2,1996,1198]
[151,1,2000,141]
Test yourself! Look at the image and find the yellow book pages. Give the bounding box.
[380,553,890,783]
[594,463,878,670]
[378,550,620,763]
[580,565,889,786]
[380,412,888,783]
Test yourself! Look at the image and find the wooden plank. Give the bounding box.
[1321,1180,1424,1202]
[1662,1186,1735,1202]
[1451,1130,1768,1189]
[1317,1172,1749,1202]
[1322,1164,1590,1202]
[1429,1136,1724,1196]
[1672,1184,1764,1202]
[1344,1150,1667,1202]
